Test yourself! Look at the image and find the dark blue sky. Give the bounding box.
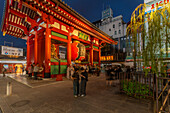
[0,0,144,45]
[63,0,144,22]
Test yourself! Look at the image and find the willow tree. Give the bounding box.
[127,3,170,76]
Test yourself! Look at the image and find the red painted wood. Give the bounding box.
[71,35,91,44]
[90,43,93,66]
[98,47,101,66]
[37,31,45,66]
[45,20,51,73]
[26,36,30,70]
[34,30,38,64]
[51,35,68,43]
[51,62,67,65]
[10,9,25,18]
[67,28,72,67]
[93,48,99,51]
[51,27,69,36]
[8,21,28,34]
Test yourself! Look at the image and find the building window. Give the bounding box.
[109,29,111,31]
[113,24,115,28]
[119,22,121,26]
[119,30,121,34]
[115,31,117,35]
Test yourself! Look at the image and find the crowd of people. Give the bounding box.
[105,65,131,86]
[27,63,44,80]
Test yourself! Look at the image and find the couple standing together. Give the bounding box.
[71,67,88,98]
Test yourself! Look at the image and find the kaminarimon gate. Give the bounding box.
[1,0,117,78]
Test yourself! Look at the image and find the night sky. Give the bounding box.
[0,0,144,43]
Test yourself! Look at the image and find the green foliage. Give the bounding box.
[127,4,170,76]
[122,80,153,99]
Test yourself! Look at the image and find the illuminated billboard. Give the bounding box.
[145,0,169,14]
[1,46,23,56]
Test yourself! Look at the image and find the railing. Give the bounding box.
[156,77,170,113]
[119,72,155,99]
[119,72,170,113]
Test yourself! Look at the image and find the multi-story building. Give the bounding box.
[93,8,127,63]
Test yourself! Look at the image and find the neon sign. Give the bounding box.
[151,0,169,10]
[145,0,169,14]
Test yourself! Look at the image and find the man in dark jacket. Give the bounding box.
[71,68,80,97]
[80,67,88,97]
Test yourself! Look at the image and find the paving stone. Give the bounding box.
[0,73,153,113]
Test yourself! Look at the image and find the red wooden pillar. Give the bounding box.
[67,34,71,67]
[34,29,38,64]
[67,27,74,67]
[90,42,93,66]
[44,20,51,78]
[98,47,101,66]
[26,36,30,70]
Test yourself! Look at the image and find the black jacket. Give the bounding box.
[81,71,88,81]
[72,72,79,81]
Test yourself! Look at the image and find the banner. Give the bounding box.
[1,46,23,56]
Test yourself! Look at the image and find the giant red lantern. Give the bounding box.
[71,42,86,61]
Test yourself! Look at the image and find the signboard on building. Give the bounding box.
[72,29,90,41]
[145,0,169,14]
[101,56,114,61]
[1,46,23,56]
[102,8,113,19]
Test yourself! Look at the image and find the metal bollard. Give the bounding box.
[6,82,12,96]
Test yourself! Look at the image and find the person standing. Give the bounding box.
[96,66,101,77]
[2,66,6,77]
[28,64,33,78]
[67,64,74,80]
[21,65,25,75]
[71,68,80,97]
[15,66,18,74]
[80,67,88,97]
[33,63,39,80]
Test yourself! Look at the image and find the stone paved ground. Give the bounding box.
[0,73,153,113]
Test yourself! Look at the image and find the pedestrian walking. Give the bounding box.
[28,64,33,78]
[71,67,80,97]
[33,63,39,80]
[80,67,88,97]
[2,66,6,77]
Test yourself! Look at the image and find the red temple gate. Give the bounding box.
[1,0,117,78]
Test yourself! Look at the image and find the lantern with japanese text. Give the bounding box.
[71,41,86,61]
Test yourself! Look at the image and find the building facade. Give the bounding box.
[0,34,27,74]
[93,8,127,63]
